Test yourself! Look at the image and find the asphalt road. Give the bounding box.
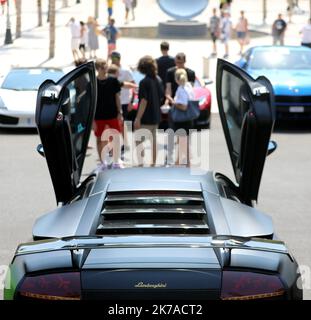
[0,114,311,299]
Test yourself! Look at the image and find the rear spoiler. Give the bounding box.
[16,235,292,259]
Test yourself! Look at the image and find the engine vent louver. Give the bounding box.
[96,191,209,235]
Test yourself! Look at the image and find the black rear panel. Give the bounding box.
[81,269,221,300]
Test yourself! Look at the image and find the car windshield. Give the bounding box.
[1,69,64,91]
[249,48,311,70]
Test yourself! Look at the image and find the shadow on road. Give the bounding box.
[274,120,311,134]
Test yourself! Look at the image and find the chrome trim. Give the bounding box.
[102,207,206,215]
[97,220,209,230]
[105,195,204,202]
[16,235,291,258]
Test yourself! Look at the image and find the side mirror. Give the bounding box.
[267,141,277,156]
[37,144,45,157]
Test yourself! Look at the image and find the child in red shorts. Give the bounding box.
[94,60,123,169]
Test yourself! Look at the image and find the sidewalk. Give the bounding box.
[0,0,309,112]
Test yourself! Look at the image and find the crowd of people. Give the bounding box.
[89,41,199,169]
[208,1,311,58]
[66,0,140,63]
[65,0,311,169]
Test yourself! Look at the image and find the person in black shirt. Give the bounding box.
[94,60,123,168]
[165,52,196,101]
[272,14,287,46]
[156,41,175,86]
[134,55,164,166]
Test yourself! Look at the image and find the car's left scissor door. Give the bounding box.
[36,62,97,204]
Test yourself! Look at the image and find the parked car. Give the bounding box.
[129,70,211,129]
[0,67,64,128]
[235,45,311,120]
[3,60,302,300]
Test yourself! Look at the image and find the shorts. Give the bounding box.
[71,38,80,51]
[221,33,230,44]
[237,31,246,39]
[94,118,122,138]
[79,43,86,51]
[108,7,113,16]
[211,32,218,42]
[108,43,116,56]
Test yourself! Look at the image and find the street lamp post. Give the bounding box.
[4,0,13,45]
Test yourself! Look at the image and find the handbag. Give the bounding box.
[170,99,200,123]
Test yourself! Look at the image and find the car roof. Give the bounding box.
[251,45,311,52]
[90,167,219,196]
[9,67,64,72]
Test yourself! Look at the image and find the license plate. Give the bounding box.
[289,106,304,113]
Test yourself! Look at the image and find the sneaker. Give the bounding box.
[112,162,124,169]
[223,54,229,59]
[95,161,108,172]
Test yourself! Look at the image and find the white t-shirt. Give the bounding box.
[301,24,311,43]
[80,26,88,45]
[69,21,81,38]
[118,67,134,105]
[174,82,195,105]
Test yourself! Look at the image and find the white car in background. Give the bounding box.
[0,67,64,128]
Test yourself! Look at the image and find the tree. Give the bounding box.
[262,0,267,24]
[49,0,56,58]
[15,0,22,38]
[37,0,42,27]
[94,0,99,19]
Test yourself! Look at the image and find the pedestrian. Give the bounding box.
[107,0,114,18]
[134,55,164,166]
[165,53,196,102]
[166,68,196,165]
[272,14,287,46]
[111,51,135,120]
[167,68,196,135]
[300,19,311,48]
[103,18,120,59]
[1,0,6,15]
[87,16,99,59]
[220,10,232,59]
[123,0,134,24]
[209,8,220,57]
[156,41,175,86]
[94,59,123,169]
[132,0,137,20]
[235,10,248,55]
[219,0,232,12]
[79,21,88,59]
[66,17,82,63]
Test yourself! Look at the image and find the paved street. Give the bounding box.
[0,0,311,299]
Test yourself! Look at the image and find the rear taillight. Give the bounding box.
[17,272,81,300]
[221,271,285,300]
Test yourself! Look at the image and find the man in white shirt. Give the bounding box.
[66,17,81,63]
[111,51,135,120]
[300,19,311,48]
